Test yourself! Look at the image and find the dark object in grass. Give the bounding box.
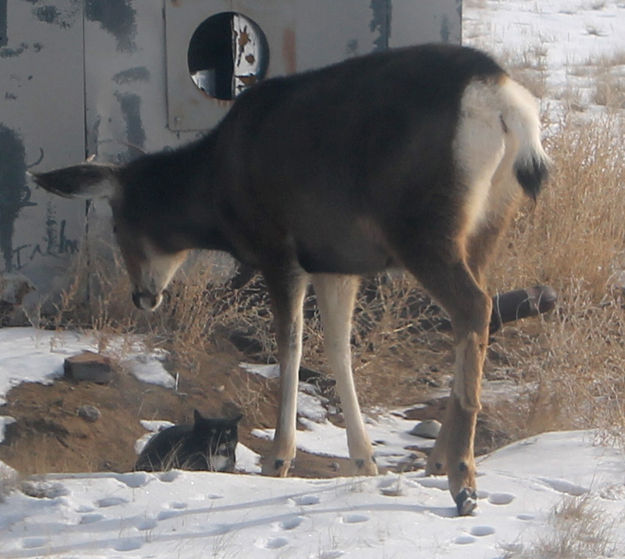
[489,285,557,334]
[135,411,241,472]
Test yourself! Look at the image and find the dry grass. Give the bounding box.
[508,495,616,558]
[481,110,625,444]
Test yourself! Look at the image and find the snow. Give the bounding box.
[2,1,625,556]
[0,327,175,410]
[464,0,625,110]
[0,432,623,558]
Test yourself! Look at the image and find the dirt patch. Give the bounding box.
[0,330,534,479]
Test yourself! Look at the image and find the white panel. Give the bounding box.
[0,0,85,295]
[390,0,462,47]
[294,0,379,72]
[84,0,199,161]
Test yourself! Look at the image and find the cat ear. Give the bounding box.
[193,409,203,423]
[231,414,243,424]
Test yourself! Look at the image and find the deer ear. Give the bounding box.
[30,163,120,200]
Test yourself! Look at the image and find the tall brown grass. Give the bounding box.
[484,112,625,442]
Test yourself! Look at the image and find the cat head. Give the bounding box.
[192,410,242,447]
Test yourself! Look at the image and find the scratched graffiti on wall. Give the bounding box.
[10,203,80,271]
[0,125,79,273]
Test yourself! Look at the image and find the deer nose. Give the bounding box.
[132,291,162,310]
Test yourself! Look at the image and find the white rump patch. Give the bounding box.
[453,79,509,237]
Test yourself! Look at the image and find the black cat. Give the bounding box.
[135,411,242,472]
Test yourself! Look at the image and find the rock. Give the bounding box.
[0,273,35,324]
[64,351,114,384]
[409,419,441,439]
[77,404,101,423]
[0,273,35,306]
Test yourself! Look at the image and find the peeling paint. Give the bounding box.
[35,6,60,24]
[0,43,26,57]
[112,66,150,85]
[32,1,79,29]
[0,41,43,58]
[369,0,390,51]
[114,92,145,160]
[440,15,450,43]
[0,0,7,47]
[0,125,35,272]
[86,0,136,53]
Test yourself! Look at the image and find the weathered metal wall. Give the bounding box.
[1,0,462,303]
[0,0,85,297]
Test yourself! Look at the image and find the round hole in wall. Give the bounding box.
[187,12,269,101]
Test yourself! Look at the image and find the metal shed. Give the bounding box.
[0,0,462,305]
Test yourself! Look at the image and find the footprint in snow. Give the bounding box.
[96,496,129,508]
[276,515,305,531]
[470,525,495,537]
[487,492,515,506]
[290,494,320,506]
[341,513,369,524]
[114,471,151,488]
[454,535,477,545]
[158,470,180,482]
[256,536,289,549]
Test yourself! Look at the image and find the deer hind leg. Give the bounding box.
[312,274,378,476]
[406,253,491,515]
[261,266,309,477]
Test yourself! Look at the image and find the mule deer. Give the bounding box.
[33,44,549,515]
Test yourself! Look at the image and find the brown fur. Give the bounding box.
[33,44,549,515]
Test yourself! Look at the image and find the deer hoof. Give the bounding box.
[353,457,378,476]
[262,457,291,477]
[455,487,478,516]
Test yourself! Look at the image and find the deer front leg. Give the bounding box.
[426,299,490,515]
[313,274,378,476]
[261,268,308,477]
[403,252,490,515]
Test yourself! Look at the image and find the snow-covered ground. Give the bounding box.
[0,429,623,558]
[2,1,625,557]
